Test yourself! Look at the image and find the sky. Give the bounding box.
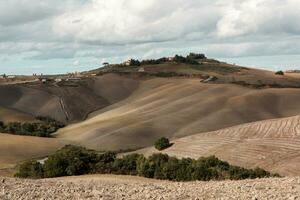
[1,0,300,75]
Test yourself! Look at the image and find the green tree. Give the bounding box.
[15,160,43,179]
[154,137,171,151]
[43,145,96,178]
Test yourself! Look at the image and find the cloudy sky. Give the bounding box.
[1,0,300,75]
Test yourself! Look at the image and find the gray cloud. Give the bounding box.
[0,0,300,74]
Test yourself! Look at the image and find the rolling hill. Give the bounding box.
[2,57,300,177]
[57,76,300,153]
[136,115,300,176]
[0,74,140,123]
[0,133,64,176]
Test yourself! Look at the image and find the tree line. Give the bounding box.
[0,116,64,137]
[15,145,279,181]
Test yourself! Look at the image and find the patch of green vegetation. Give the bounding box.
[0,116,64,137]
[191,64,242,75]
[275,71,284,75]
[230,80,300,89]
[173,55,200,65]
[154,137,171,151]
[15,145,279,181]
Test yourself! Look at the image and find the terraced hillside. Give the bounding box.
[57,77,300,152]
[137,115,300,176]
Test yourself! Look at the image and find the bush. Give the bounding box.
[112,154,140,175]
[94,151,117,173]
[43,145,97,178]
[187,53,206,60]
[140,58,168,65]
[173,55,199,65]
[15,160,43,179]
[275,71,284,75]
[155,137,171,151]
[0,121,5,132]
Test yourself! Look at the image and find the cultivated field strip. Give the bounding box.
[58,77,300,152]
[140,115,300,176]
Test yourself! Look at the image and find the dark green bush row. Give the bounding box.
[0,116,64,137]
[112,53,206,67]
[173,55,199,65]
[140,57,169,65]
[15,145,279,181]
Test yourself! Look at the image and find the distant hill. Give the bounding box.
[2,54,300,176]
[57,74,300,153]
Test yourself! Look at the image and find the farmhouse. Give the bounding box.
[138,67,145,72]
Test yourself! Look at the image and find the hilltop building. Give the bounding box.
[138,67,145,72]
[124,59,132,66]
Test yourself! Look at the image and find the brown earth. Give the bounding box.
[0,107,34,122]
[0,175,299,200]
[136,115,300,176]
[0,133,64,171]
[1,63,300,178]
[0,74,140,123]
[57,77,300,152]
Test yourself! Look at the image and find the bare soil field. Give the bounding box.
[0,107,34,122]
[0,74,140,123]
[57,77,300,152]
[0,133,64,172]
[0,175,299,200]
[137,115,300,176]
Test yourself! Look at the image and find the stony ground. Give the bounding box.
[0,175,299,200]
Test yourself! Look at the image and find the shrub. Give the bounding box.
[137,155,155,178]
[187,53,206,60]
[154,137,171,151]
[112,154,140,175]
[0,121,4,132]
[95,151,117,173]
[275,71,284,75]
[173,55,199,65]
[15,160,43,179]
[128,59,141,66]
[43,145,97,178]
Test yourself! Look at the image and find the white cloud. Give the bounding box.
[1,0,300,74]
[52,0,220,44]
